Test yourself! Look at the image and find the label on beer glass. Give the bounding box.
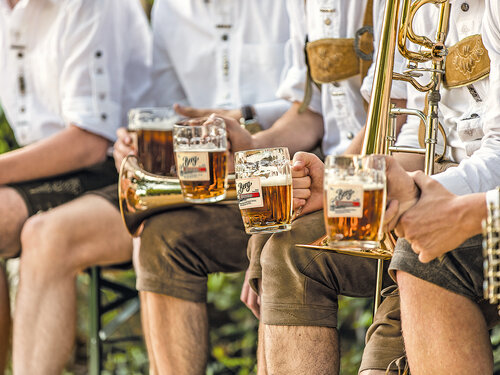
[176,152,210,181]
[326,184,363,218]
[236,177,263,209]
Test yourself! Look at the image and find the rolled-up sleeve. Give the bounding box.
[58,0,146,142]
[432,4,500,195]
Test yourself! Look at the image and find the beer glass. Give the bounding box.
[173,117,229,203]
[128,107,180,176]
[235,147,293,234]
[323,155,386,250]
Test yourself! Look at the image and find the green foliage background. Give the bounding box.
[2,1,500,374]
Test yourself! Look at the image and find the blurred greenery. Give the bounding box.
[2,0,500,374]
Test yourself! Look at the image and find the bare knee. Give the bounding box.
[0,187,28,257]
[20,214,73,275]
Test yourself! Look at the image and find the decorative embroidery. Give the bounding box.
[452,38,486,79]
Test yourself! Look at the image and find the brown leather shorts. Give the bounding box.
[135,203,249,302]
[256,210,394,327]
[9,157,118,217]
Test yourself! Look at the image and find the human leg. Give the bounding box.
[390,236,495,374]
[136,204,248,373]
[260,211,394,374]
[12,193,132,375]
[0,264,11,373]
[398,271,492,375]
[0,187,29,257]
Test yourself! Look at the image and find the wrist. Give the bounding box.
[455,193,486,237]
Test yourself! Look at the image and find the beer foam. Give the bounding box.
[325,175,384,191]
[129,116,179,131]
[175,145,226,152]
[260,175,291,186]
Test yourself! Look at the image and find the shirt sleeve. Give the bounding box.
[147,0,188,108]
[253,99,292,129]
[58,0,151,142]
[432,3,500,195]
[360,0,408,101]
[276,0,322,116]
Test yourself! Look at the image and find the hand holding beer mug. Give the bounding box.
[324,155,386,250]
[173,117,229,203]
[128,107,180,176]
[235,147,293,234]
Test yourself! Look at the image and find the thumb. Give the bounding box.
[174,104,201,118]
[410,170,429,191]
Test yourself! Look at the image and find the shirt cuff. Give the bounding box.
[62,97,121,142]
[486,188,500,215]
[253,100,291,130]
[431,170,474,196]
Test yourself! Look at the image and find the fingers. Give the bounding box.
[116,127,132,144]
[174,103,206,118]
[240,280,260,319]
[383,200,399,231]
[293,197,306,211]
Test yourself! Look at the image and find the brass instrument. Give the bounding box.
[119,154,237,237]
[298,0,451,313]
[484,194,500,306]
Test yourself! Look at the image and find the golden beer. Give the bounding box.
[176,149,228,202]
[239,177,293,233]
[324,186,385,241]
[136,129,175,176]
[128,107,179,176]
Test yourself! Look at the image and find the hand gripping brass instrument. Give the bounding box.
[119,154,237,237]
[299,0,451,313]
[484,191,500,308]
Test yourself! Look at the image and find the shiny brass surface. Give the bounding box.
[301,0,451,312]
[119,154,237,237]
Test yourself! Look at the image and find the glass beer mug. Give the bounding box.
[173,117,229,203]
[235,147,293,234]
[128,107,180,176]
[323,155,386,250]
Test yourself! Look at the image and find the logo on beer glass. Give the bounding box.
[235,148,293,234]
[327,185,363,218]
[237,178,263,209]
[323,155,386,250]
[176,152,210,181]
[173,117,229,203]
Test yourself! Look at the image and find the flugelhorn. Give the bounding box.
[119,154,237,237]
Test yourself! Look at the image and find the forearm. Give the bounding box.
[0,125,109,185]
[251,102,324,155]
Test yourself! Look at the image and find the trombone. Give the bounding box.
[299,0,451,313]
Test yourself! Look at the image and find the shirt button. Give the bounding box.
[324,18,332,26]
[347,132,354,140]
[221,34,229,41]
[461,2,469,11]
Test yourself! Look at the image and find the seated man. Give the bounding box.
[0,0,151,373]
[113,0,398,373]
[376,2,500,373]
[113,1,292,373]
[256,0,499,374]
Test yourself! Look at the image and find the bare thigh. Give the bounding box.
[21,194,132,272]
[0,186,29,257]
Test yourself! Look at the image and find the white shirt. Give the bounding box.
[149,0,291,129]
[278,0,387,156]
[0,0,152,146]
[395,0,500,195]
